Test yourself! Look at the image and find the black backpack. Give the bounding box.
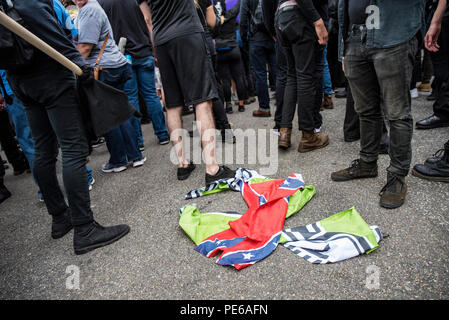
[0,0,35,71]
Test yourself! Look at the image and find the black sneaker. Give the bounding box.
[238,105,245,112]
[225,103,233,114]
[51,210,73,239]
[159,137,170,145]
[74,221,130,255]
[205,166,236,186]
[177,162,196,180]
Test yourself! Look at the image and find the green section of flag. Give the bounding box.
[319,207,379,252]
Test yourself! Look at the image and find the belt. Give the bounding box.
[278,0,298,11]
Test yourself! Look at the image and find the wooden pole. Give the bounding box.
[0,10,83,76]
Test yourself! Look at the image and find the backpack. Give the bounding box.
[250,0,264,33]
[0,0,35,71]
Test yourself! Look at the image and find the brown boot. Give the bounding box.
[322,94,334,109]
[298,131,329,153]
[331,159,378,182]
[379,173,407,209]
[278,128,292,149]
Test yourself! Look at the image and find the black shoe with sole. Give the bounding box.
[205,166,236,186]
[416,114,449,130]
[74,221,130,255]
[52,210,73,239]
[0,185,11,205]
[177,162,196,180]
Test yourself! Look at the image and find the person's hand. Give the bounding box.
[314,18,328,45]
[342,57,345,73]
[425,21,442,52]
[78,65,94,84]
[0,94,5,111]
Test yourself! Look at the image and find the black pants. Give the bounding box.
[240,44,256,97]
[0,154,5,186]
[8,65,94,225]
[276,7,324,132]
[274,41,288,129]
[217,46,248,102]
[0,110,28,171]
[431,16,449,120]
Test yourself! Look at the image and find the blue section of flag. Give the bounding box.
[217,233,281,267]
[280,176,304,190]
[195,237,245,257]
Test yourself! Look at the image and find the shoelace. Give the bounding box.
[432,148,445,159]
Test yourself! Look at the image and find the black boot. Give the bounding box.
[51,210,73,239]
[412,141,449,182]
[73,221,130,255]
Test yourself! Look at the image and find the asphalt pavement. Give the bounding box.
[0,91,448,300]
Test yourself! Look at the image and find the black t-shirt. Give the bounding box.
[196,0,213,29]
[99,0,152,58]
[141,0,204,46]
[348,0,370,26]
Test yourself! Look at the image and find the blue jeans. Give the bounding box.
[323,45,334,95]
[123,56,168,144]
[6,95,35,168]
[99,64,143,165]
[249,41,277,111]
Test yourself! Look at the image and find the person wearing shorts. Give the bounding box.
[140,0,235,184]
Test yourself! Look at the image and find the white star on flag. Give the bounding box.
[242,253,254,260]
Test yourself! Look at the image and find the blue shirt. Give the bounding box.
[338,0,426,60]
[52,0,78,38]
[0,70,14,97]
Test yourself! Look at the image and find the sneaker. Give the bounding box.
[132,156,147,168]
[88,177,95,191]
[177,162,196,180]
[74,221,130,255]
[331,159,378,182]
[102,163,127,173]
[238,105,245,112]
[205,165,236,186]
[159,137,170,145]
[91,137,105,148]
[379,173,407,209]
[138,145,145,152]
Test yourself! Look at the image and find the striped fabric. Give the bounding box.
[281,207,382,264]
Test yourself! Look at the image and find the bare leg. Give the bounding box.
[166,106,189,168]
[195,100,219,175]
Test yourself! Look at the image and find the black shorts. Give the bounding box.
[155,32,218,108]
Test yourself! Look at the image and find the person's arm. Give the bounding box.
[239,0,250,44]
[206,5,221,29]
[425,0,447,52]
[297,0,328,45]
[12,0,86,67]
[77,43,94,60]
[139,1,154,48]
[262,0,277,40]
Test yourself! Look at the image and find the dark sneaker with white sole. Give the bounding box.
[102,162,127,173]
[74,221,130,255]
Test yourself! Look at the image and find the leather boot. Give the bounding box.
[321,94,334,110]
[278,128,292,149]
[379,173,407,209]
[298,131,329,153]
[412,142,449,182]
[331,159,378,182]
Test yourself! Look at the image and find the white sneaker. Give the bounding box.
[133,156,147,168]
[410,88,419,99]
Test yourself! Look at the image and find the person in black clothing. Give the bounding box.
[213,0,248,113]
[4,0,130,254]
[416,2,449,129]
[240,0,277,117]
[274,0,330,152]
[195,0,235,143]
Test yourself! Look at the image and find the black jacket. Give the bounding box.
[213,0,241,49]
[8,0,86,75]
[240,0,272,43]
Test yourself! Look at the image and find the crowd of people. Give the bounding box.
[0,0,448,255]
